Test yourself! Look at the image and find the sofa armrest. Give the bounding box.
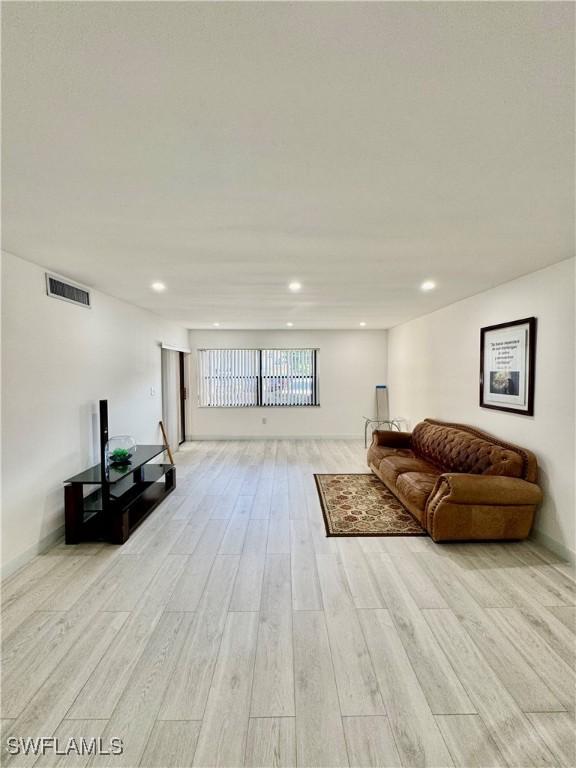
[371,430,412,449]
[429,473,543,507]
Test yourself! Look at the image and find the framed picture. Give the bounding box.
[480,317,537,415]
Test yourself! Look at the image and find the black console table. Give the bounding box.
[64,445,175,544]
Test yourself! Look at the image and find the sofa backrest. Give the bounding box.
[411,419,538,482]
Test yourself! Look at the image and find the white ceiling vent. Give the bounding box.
[45,273,91,308]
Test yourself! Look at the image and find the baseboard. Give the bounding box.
[531,527,575,565]
[185,434,364,441]
[1,524,65,581]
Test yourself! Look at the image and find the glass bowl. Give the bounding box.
[106,435,136,466]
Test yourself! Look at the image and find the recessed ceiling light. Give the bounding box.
[420,280,436,292]
[359,321,367,327]
[288,281,302,292]
[286,322,294,327]
[212,322,220,327]
[151,281,166,292]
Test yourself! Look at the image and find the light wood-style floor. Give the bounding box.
[2,440,575,768]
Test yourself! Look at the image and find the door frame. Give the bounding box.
[179,351,187,444]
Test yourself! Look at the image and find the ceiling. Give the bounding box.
[2,2,574,330]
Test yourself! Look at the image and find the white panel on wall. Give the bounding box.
[1,251,189,577]
[387,259,575,562]
[161,348,181,453]
[187,329,388,440]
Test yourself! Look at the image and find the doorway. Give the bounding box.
[161,348,188,454]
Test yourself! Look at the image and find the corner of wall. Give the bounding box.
[531,528,576,566]
[1,524,65,580]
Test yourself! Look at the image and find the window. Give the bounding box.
[261,349,317,406]
[197,348,319,407]
[197,349,259,407]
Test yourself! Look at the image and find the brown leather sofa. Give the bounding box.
[367,419,542,541]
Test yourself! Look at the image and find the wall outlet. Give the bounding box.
[262,417,267,425]
[150,386,156,397]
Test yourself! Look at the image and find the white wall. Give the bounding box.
[187,329,388,439]
[1,252,189,577]
[387,259,575,562]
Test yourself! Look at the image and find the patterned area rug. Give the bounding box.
[314,473,427,537]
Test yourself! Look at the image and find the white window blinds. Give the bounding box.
[198,349,259,407]
[197,349,319,407]
[261,349,317,406]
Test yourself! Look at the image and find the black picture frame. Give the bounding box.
[479,317,537,416]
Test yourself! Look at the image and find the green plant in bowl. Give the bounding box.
[109,448,131,465]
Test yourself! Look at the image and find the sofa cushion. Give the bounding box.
[396,472,439,514]
[411,420,528,479]
[379,455,440,486]
[368,445,415,467]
